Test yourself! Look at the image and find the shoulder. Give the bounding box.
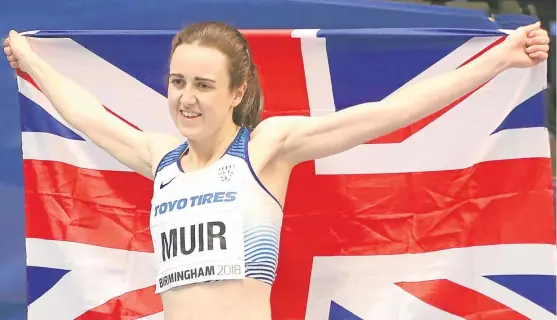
[250,116,307,143]
[247,116,307,169]
[144,132,184,177]
[249,115,311,160]
[249,117,287,156]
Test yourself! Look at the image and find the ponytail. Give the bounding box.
[232,63,264,129]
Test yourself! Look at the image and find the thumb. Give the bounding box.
[2,31,17,47]
[8,30,20,43]
[521,21,541,34]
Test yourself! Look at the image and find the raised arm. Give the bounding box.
[260,22,550,166]
[4,31,176,178]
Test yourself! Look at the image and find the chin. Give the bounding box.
[177,123,208,141]
[171,115,198,138]
[178,126,199,140]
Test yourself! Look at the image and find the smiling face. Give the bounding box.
[167,43,246,140]
[166,22,264,139]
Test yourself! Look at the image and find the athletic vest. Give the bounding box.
[150,127,283,294]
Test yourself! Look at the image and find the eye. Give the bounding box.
[197,82,212,90]
[170,78,184,86]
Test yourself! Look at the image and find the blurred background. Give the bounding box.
[1,1,554,319]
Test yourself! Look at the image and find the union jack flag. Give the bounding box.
[18,28,556,319]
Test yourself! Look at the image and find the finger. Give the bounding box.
[533,36,550,45]
[529,51,548,61]
[525,44,549,54]
[3,46,11,56]
[522,21,541,34]
[532,29,547,36]
[527,36,550,46]
[7,55,16,63]
[528,29,548,39]
[9,61,19,69]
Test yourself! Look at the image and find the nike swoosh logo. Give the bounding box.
[160,177,176,189]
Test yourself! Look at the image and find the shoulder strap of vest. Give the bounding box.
[224,127,251,161]
[154,141,189,178]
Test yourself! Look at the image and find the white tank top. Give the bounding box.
[149,127,283,294]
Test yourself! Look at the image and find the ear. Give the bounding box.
[231,82,247,108]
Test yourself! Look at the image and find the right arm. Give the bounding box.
[21,52,175,179]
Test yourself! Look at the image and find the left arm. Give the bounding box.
[263,24,549,166]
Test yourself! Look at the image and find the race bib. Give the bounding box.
[152,211,246,293]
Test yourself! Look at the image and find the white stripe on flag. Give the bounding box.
[315,126,550,174]
[298,36,336,117]
[26,238,156,320]
[22,131,133,172]
[291,29,320,38]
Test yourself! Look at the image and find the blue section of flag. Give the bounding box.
[329,301,363,320]
[485,274,556,315]
[491,90,547,134]
[19,94,84,141]
[323,30,476,111]
[26,266,70,306]
[69,34,174,97]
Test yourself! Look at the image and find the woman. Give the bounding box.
[3,21,550,319]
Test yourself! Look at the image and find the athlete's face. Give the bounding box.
[167,43,245,139]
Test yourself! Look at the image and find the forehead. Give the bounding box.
[169,44,228,79]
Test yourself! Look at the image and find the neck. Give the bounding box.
[186,121,239,168]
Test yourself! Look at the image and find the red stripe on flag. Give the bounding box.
[16,70,143,131]
[243,30,311,120]
[396,279,530,320]
[368,36,507,144]
[76,285,162,320]
[24,159,154,252]
[272,157,554,319]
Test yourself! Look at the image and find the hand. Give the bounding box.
[498,21,550,69]
[3,30,37,73]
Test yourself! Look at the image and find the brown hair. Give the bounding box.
[169,22,264,128]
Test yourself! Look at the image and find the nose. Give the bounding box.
[179,87,197,105]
